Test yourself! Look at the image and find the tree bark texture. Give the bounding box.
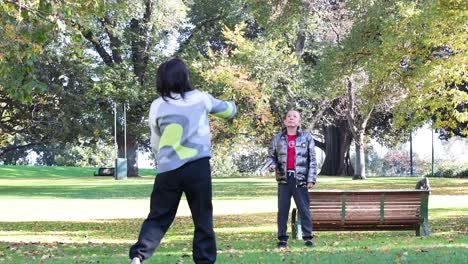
[352,133,367,180]
[318,121,354,176]
[117,132,139,177]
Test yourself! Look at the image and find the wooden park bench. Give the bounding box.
[291,188,430,239]
[93,167,115,176]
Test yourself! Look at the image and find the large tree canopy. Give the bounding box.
[313,0,467,178]
[1,0,465,176]
[2,0,193,174]
[0,0,53,102]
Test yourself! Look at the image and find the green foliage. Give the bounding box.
[200,20,319,138]
[385,1,467,137]
[425,161,468,178]
[45,143,114,167]
[432,168,455,178]
[223,23,300,95]
[196,53,276,140]
[455,168,468,178]
[0,0,51,102]
[0,49,114,163]
[210,136,269,177]
[314,0,467,148]
[0,0,192,171]
[186,0,324,135]
[365,146,384,176]
[2,0,465,173]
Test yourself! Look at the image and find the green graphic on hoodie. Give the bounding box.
[159,124,198,159]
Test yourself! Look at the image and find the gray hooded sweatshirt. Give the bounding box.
[149,89,236,173]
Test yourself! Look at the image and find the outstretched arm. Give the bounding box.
[205,93,237,120]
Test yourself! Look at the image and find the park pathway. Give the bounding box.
[0,195,466,222]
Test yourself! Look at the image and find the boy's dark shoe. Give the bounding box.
[277,241,288,249]
[304,240,314,247]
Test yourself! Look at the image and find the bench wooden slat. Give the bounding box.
[291,189,430,238]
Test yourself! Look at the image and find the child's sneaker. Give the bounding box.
[130,257,141,264]
[277,240,287,249]
[304,240,314,247]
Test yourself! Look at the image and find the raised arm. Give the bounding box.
[205,93,237,120]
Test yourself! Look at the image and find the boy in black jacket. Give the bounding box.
[267,110,317,248]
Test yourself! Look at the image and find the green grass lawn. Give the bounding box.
[0,209,466,263]
[0,165,467,263]
[0,165,158,178]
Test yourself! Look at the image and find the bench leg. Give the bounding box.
[416,223,430,237]
[291,208,297,240]
[423,223,430,237]
[297,222,302,240]
[291,208,303,240]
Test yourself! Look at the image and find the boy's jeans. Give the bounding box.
[129,158,216,264]
[277,170,313,241]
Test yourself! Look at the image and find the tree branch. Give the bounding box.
[345,76,357,138]
[131,0,152,84]
[361,104,374,131]
[308,4,342,44]
[178,14,224,49]
[102,16,123,63]
[307,99,330,131]
[80,24,114,66]
[0,142,38,157]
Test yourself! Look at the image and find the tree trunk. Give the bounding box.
[319,121,354,176]
[352,132,367,180]
[117,132,139,177]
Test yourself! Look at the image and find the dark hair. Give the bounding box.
[284,109,301,119]
[156,58,193,100]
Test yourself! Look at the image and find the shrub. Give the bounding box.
[210,137,268,177]
[455,168,468,178]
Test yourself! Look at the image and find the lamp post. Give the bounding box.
[113,102,127,180]
[431,126,434,177]
[410,130,413,176]
[124,103,127,159]
[113,102,118,161]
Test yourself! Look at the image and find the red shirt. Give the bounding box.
[287,134,296,170]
